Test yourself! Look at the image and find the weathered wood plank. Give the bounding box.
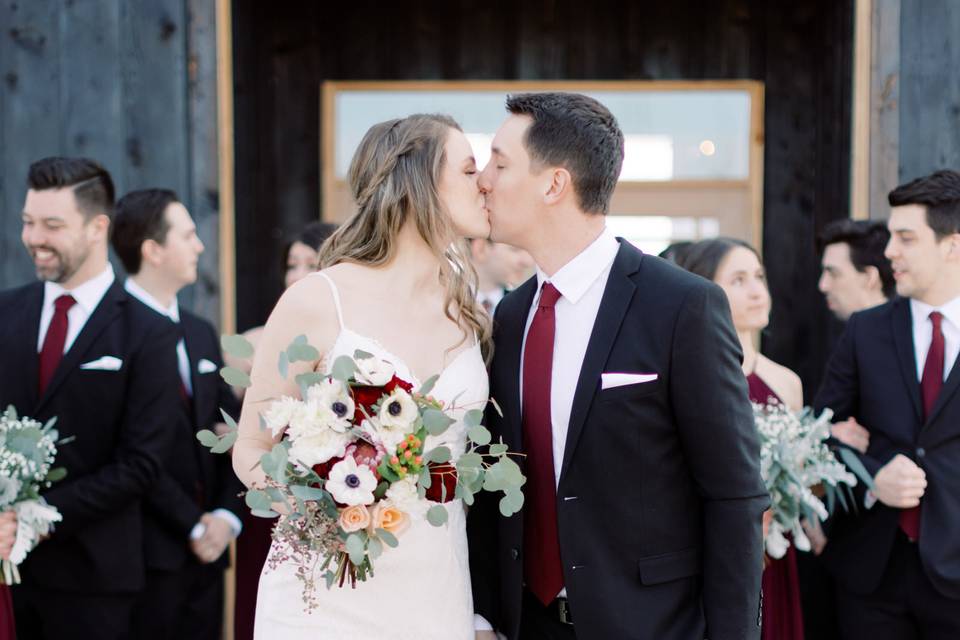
[1,0,61,288]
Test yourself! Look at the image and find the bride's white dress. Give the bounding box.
[254,272,488,640]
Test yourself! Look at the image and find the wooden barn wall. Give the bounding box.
[898,0,960,181]
[0,0,222,325]
[233,0,854,401]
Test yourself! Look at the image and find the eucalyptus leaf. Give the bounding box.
[245,489,272,511]
[210,431,238,454]
[287,343,320,363]
[345,533,366,565]
[353,349,374,360]
[419,467,433,489]
[196,430,219,448]
[375,528,399,548]
[456,452,483,469]
[838,448,875,490]
[468,425,492,446]
[422,409,455,436]
[290,485,329,501]
[221,334,254,359]
[367,536,383,559]
[499,489,524,516]
[489,396,504,418]
[463,409,484,428]
[331,355,358,382]
[417,374,440,397]
[291,335,308,346]
[278,351,289,379]
[261,444,289,483]
[220,367,251,388]
[295,372,325,389]
[251,509,279,519]
[373,481,390,500]
[488,443,509,456]
[424,446,451,464]
[219,409,238,431]
[46,467,67,483]
[426,504,448,526]
[324,570,336,589]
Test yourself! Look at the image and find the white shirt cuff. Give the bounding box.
[474,614,493,631]
[189,522,206,541]
[213,508,243,537]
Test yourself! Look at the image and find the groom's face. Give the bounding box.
[479,115,547,246]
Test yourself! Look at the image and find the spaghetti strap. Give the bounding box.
[314,272,345,330]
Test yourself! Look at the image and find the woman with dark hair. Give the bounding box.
[231,220,336,640]
[678,237,805,640]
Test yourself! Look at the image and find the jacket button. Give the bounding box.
[511,548,519,560]
[916,447,926,458]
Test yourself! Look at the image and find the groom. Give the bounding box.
[469,93,768,640]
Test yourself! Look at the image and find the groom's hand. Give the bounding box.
[0,511,17,560]
[190,513,233,563]
[474,632,498,640]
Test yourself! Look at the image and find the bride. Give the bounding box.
[232,114,493,639]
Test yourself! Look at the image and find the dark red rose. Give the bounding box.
[350,375,415,423]
[311,457,342,480]
[425,463,458,503]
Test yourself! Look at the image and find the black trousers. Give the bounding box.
[129,562,224,640]
[519,590,577,640]
[836,531,960,640]
[797,550,841,640]
[13,586,136,640]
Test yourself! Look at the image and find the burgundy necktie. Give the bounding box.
[38,294,76,394]
[901,311,944,541]
[522,281,564,606]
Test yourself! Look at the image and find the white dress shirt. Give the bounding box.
[124,278,193,395]
[37,264,115,354]
[520,227,620,488]
[910,296,960,381]
[124,278,242,539]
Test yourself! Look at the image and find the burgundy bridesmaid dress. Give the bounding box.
[1,584,15,640]
[747,372,805,640]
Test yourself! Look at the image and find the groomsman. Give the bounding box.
[818,218,895,321]
[111,188,244,640]
[0,157,181,639]
[468,239,535,313]
[815,170,960,638]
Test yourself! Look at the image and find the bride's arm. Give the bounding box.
[232,277,338,490]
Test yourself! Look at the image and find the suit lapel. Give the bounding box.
[497,278,536,449]
[181,314,203,428]
[891,298,923,423]
[14,284,44,410]
[36,281,125,413]
[558,242,640,479]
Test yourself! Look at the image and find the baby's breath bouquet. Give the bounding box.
[754,402,859,558]
[0,406,66,584]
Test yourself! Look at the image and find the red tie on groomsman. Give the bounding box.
[522,282,565,606]
[901,311,945,541]
[38,294,77,395]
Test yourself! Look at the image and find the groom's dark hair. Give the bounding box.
[506,92,624,215]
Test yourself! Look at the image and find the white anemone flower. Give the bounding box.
[326,457,378,506]
[305,379,355,433]
[354,356,396,387]
[377,388,418,431]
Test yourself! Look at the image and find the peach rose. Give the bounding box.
[339,504,371,533]
[369,503,409,537]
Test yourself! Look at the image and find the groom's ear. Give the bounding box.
[543,167,572,206]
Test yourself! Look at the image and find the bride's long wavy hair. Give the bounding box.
[318,113,491,357]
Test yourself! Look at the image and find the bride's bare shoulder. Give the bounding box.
[266,273,339,338]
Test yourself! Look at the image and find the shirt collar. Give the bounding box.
[535,227,620,304]
[44,264,115,315]
[124,277,181,322]
[910,295,960,333]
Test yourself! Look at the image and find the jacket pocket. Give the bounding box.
[637,547,701,585]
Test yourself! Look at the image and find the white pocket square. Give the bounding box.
[79,356,123,371]
[197,358,218,374]
[601,372,658,390]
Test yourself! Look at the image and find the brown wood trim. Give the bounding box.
[749,82,765,250]
[216,0,236,337]
[851,0,873,220]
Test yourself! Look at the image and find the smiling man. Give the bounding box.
[815,169,960,639]
[0,157,181,640]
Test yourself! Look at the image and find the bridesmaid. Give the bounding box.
[678,238,805,640]
[1,510,16,640]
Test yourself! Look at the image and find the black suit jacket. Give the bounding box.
[0,279,180,593]
[469,241,768,640]
[814,297,960,598]
[141,307,244,572]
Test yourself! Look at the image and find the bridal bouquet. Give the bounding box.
[201,335,524,611]
[0,406,66,584]
[754,402,861,559]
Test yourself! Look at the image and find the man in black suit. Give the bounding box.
[111,188,244,640]
[0,157,181,639]
[469,93,768,640]
[815,170,960,639]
